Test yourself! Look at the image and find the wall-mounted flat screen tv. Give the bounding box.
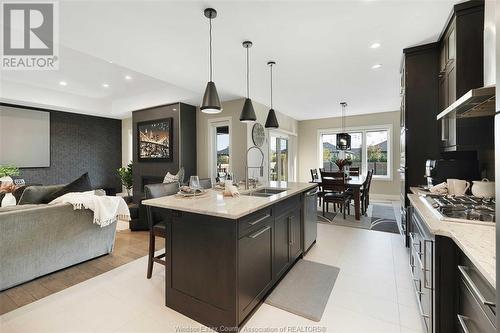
[0,105,50,168]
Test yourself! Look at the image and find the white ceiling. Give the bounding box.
[0,0,457,120]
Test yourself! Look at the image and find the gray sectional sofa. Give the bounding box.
[0,185,117,291]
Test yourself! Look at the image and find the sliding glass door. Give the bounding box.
[270,135,288,181]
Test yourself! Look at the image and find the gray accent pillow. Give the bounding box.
[18,185,65,205]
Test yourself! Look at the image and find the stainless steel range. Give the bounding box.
[421,194,495,224]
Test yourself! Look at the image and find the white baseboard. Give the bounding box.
[370,193,400,201]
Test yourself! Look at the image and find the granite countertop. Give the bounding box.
[408,188,495,287]
[142,181,317,220]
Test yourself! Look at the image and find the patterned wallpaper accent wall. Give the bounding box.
[4,104,122,190]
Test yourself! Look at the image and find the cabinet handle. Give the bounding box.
[458,265,496,309]
[288,217,293,245]
[422,240,433,290]
[248,214,270,226]
[248,226,271,239]
[457,314,470,333]
[412,279,430,319]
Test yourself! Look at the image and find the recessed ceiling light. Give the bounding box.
[370,42,381,49]
[102,83,110,88]
[124,75,132,81]
[371,64,382,69]
[59,81,67,86]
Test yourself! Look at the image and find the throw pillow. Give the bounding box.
[163,172,179,184]
[18,184,65,205]
[42,173,92,203]
[163,167,184,184]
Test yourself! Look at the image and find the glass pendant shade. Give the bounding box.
[201,81,222,114]
[336,132,351,150]
[265,108,279,128]
[240,98,256,122]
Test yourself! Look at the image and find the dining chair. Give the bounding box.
[199,178,213,189]
[321,172,351,219]
[310,168,319,181]
[361,170,373,215]
[144,182,179,279]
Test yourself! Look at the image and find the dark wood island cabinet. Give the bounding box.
[142,182,317,331]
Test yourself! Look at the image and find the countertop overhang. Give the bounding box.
[408,188,495,287]
[142,181,317,220]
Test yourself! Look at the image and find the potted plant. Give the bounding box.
[117,162,133,197]
[0,165,20,184]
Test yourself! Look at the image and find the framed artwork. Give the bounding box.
[137,118,173,162]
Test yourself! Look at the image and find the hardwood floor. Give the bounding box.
[0,229,164,315]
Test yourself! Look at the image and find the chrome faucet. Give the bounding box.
[245,145,265,189]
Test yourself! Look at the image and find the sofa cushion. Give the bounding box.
[42,173,92,203]
[18,184,65,205]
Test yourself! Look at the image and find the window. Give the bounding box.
[208,118,231,182]
[216,126,230,179]
[319,126,391,179]
[270,135,289,181]
[366,130,389,177]
[321,132,362,171]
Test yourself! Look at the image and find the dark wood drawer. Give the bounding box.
[458,279,496,333]
[238,207,273,238]
[274,195,300,218]
[458,255,496,326]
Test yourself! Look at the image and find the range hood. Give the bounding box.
[437,85,496,120]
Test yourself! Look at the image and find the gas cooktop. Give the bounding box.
[422,194,495,224]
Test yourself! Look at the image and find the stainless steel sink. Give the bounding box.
[242,188,288,197]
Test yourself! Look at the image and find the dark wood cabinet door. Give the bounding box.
[238,222,273,319]
[274,214,290,279]
[289,209,302,261]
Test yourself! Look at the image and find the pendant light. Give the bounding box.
[336,102,351,150]
[200,8,222,114]
[265,61,279,128]
[240,41,256,122]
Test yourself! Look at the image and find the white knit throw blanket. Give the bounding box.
[50,192,130,227]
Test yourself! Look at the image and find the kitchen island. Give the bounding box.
[142,181,317,331]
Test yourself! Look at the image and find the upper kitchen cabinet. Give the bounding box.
[400,43,440,206]
[438,0,495,151]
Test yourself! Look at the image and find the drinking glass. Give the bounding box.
[189,176,200,190]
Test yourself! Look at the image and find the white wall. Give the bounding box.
[197,98,298,183]
[298,110,401,199]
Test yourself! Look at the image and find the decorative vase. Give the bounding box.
[1,192,16,207]
[0,176,13,184]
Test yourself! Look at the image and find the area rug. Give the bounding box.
[316,203,400,234]
[265,260,340,322]
[370,204,399,234]
[317,211,337,224]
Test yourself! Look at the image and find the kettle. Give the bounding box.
[471,179,495,199]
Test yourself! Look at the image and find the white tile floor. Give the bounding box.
[0,218,425,333]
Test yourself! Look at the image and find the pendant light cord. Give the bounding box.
[246,47,250,98]
[270,64,273,108]
[209,17,213,82]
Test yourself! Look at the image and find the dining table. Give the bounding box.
[310,175,366,220]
